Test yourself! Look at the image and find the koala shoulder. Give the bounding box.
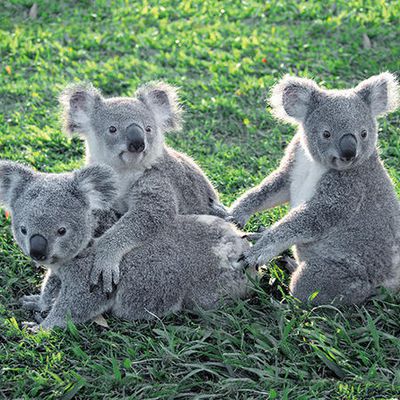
[162,146,208,177]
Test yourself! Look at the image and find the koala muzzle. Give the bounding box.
[126,123,145,153]
[338,134,357,162]
[29,234,48,261]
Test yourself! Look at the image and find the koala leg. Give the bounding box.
[183,290,220,311]
[289,258,375,306]
[20,271,61,312]
[38,284,112,330]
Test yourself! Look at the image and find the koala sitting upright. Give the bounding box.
[60,82,226,292]
[229,73,400,305]
[0,161,251,330]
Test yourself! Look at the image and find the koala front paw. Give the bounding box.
[208,197,229,218]
[228,210,250,229]
[20,294,42,312]
[239,239,277,268]
[90,253,121,294]
[238,248,263,270]
[241,232,264,241]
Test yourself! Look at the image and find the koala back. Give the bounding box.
[110,215,252,319]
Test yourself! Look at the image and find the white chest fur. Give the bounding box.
[114,169,145,214]
[290,147,327,208]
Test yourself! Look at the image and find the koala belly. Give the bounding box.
[290,147,327,209]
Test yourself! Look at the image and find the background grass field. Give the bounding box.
[1,0,400,398]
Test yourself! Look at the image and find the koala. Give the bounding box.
[59,81,227,293]
[0,161,252,330]
[229,73,400,305]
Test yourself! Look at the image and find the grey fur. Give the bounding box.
[60,81,227,293]
[1,161,252,330]
[229,73,400,305]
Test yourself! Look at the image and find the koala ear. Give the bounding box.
[74,164,118,210]
[270,75,322,124]
[0,161,35,209]
[136,81,183,132]
[59,82,103,137]
[355,72,399,117]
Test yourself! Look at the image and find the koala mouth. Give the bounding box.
[331,156,356,170]
[119,151,145,164]
[38,255,58,266]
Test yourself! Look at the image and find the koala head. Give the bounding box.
[60,81,182,171]
[0,161,117,266]
[270,73,399,170]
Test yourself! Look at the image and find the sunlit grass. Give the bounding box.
[0,0,399,398]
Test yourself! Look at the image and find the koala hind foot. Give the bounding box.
[20,294,43,312]
[289,258,374,306]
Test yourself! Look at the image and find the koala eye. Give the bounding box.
[20,226,27,235]
[145,126,152,133]
[361,130,367,139]
[109,126,117,134]
[322,130,331,139]
[57,227,67,236]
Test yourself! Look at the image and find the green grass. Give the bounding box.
[1,0,400,398]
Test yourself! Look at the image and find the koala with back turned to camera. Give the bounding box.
[228,73,400,305]
[60,82,227,293]
[0,161,252,330]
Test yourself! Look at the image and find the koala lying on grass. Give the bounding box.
[60,82,227,293]
[229,73,400,305]
[0,161,252,330]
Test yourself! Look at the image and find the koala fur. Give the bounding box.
[229,72,400,305]
[0,161,252,330]
[59,81,227,293]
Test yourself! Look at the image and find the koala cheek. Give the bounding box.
[16,237,29,257]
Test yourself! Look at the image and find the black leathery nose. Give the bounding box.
[338,134,357,161]
[128,140,145,153]
[126,123,145,153]
[29,234,48,261]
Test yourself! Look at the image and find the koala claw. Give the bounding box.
[241,232,264,242]
[226,215,244,229]
[34,312,44,324]
[238,252,256,271]
[208,198,229,218]
[22,321,41,333]
[90,260,120,294]
[240,242,274,269]
[282,256,298,273]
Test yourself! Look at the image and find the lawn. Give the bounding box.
[1,0,400,398]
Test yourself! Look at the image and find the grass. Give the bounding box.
[0,0,400,398]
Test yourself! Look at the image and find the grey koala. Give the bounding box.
[229,73,400,305]
[0,161,252,330]
[60,81,227,293]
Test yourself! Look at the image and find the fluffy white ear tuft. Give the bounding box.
[74,164,118,210]
[270,75,321,124]
[136,81,183,133]
[355,72,399,117]
[0,161,35,209]
[59,82,102,137]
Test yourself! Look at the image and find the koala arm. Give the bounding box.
[242,174,365,266]
[20,270,61,312]
[229,138,298,227]
[90,175,178,292]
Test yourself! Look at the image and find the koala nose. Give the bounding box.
[29,234,48,261]
[338,134,357,162]
[128,140,145,153]
[126,123,145,153]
